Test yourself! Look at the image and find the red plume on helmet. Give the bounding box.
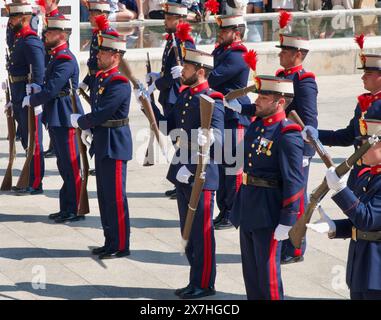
[175,22,194,44]
[354,34,365,50]
[204,0,220,14]
[37,0,47,13]
[279,10,292,29]
[95,15,110,31]
[243,50,258,72]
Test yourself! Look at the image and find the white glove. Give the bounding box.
[274,224,292,241]
[306,205,336,234]
[176,165,194,184]
[171,65,183,79]
[81,129,92,148]
[146,82,156,96]
[78,82,88,91]
[70,113,81,128]
[26,83,42,95]
[326,166,349,193]
[303,156,311,168]
[4,101,12,114]
[133,88,144,109]
[22,95,31,108]
[34,105,43,116]
[197,127,215,147]
[223,98,242,113]
[301,125,318,143]
[146,72,160,84]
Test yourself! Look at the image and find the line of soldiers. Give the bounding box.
[2,0,381,300]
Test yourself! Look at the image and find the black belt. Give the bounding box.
[242,172,280,188]
[9,75,28,83]
[101,118,129,128]
[89,69,98,76]
[352,227,381,242]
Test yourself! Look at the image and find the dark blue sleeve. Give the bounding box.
[333,219,353,239]
[241,103,256,117]
[24,37,45,85]
[150,100,177,135]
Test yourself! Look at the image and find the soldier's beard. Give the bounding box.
[165,26,176,34]
[12,23,23,34]
[45,39,61,49]
[182,73,198,86]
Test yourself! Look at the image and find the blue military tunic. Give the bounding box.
[319,93,381,189]
[332,166,381,295]
[152,81,225,290]
[231,111,305,300]
[155,34,195,116]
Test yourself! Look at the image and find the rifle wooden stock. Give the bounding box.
[119,58,167,157]
[224,84,257,101]
[289,136,379,248]
[171,33,182,67]
[69,80,90,215]
[16,65,35,189]
[78,87,91,105]
[182,94,215,245]
[1,79,16,191]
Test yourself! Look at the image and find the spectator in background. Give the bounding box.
[143,0,166,19]
[108,0,141,20]
[225,0,248,14]
[247,0,265,13]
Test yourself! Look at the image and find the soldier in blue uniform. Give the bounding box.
[139,48,225,299]
[230,76,305,300]
[71,35,132,259]
[208,15,252,230]
[6,2,45,195]
[24,17,85,223]
[307,119,381,300]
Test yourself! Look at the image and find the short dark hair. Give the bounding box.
[274,94,293,108]
[195,65,212,78]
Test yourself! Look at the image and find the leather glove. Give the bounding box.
[306,205,336,235]
[326,166,349,193]
[78,82,88,91]
[3,101,12,114]
[301,125,318,143]
[22,95,31,108]
[176,165,193,184]
[274,224,292,241]
[171,65,183,79]
[223,98,242,113]
[34,105,43,116]
[70,113,81,128]
[26,83,42,95]
[81,129,92,148]
[146,72,160,84]
[146,82,156,96]
[197,127,215,147]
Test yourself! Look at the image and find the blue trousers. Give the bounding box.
[240,227,283,300]
[49,127,81,214]
[176,183,216,289]
[95,157,130,252]
[351,290,381,300]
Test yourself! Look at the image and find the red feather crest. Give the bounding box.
[243,50,258,72]
[37,0,46,13]
[354,34,365,50]
[279,10,292,29]
[204,0,220,14]
[95,15,110,31]
[175,22,193,43]
[358,94,373,112]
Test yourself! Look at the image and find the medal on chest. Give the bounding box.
[359,111,368,136]
[256,137,273,156]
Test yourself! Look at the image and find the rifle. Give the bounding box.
[224,83,258,101]
[118,58,168,160]
[171,33,182,67]
[182,94,215,249]
[16,65,35,189]
[69,79,90,215]
[1,78,16,191]
[288,134,380,248]
[143,52,155,167]
[78,87,91,105]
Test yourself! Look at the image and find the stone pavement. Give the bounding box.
[0,74,364,300]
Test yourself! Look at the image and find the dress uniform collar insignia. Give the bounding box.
[263,110,286,127]
[370,165,381,175]
[190,81,209,95]
[50,42,68,56]
[284,64,303,75]
[46,8,59,17]
[97,66,119,79]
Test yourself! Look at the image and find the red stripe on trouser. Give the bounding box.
[201,190,212,289]
[115,160,126,251]
[68,128,81,208]
[32,116,41,189]
[269,236,280,300]
[235,124,245,192]
[294,191,305,257]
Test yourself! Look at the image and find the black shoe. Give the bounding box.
[165,188,176,197]
[213,212,224,225]
[169,192,177,200]
[44,148,56,158]
[281,255,304,265]
[98,249,130,260]
[89,169,96,176]
[54,212,85,223]
[175,284,192,296]
[48,211,64,220]
[214,218,233,230]
[179,286,216,299]
[91,246,107,255]
[12,186,43,195]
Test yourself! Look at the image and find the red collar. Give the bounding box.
[263,111,286,126]
[96,66,119,79]
[358,93,375,113]
[46,8,59,17]
[50,42,68,56]
[223,41,246,51]
[283,65,303,76]
[371,165,381,175]
[15,26,37,38]
[165,34,173,41]
[189,81,209,95]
